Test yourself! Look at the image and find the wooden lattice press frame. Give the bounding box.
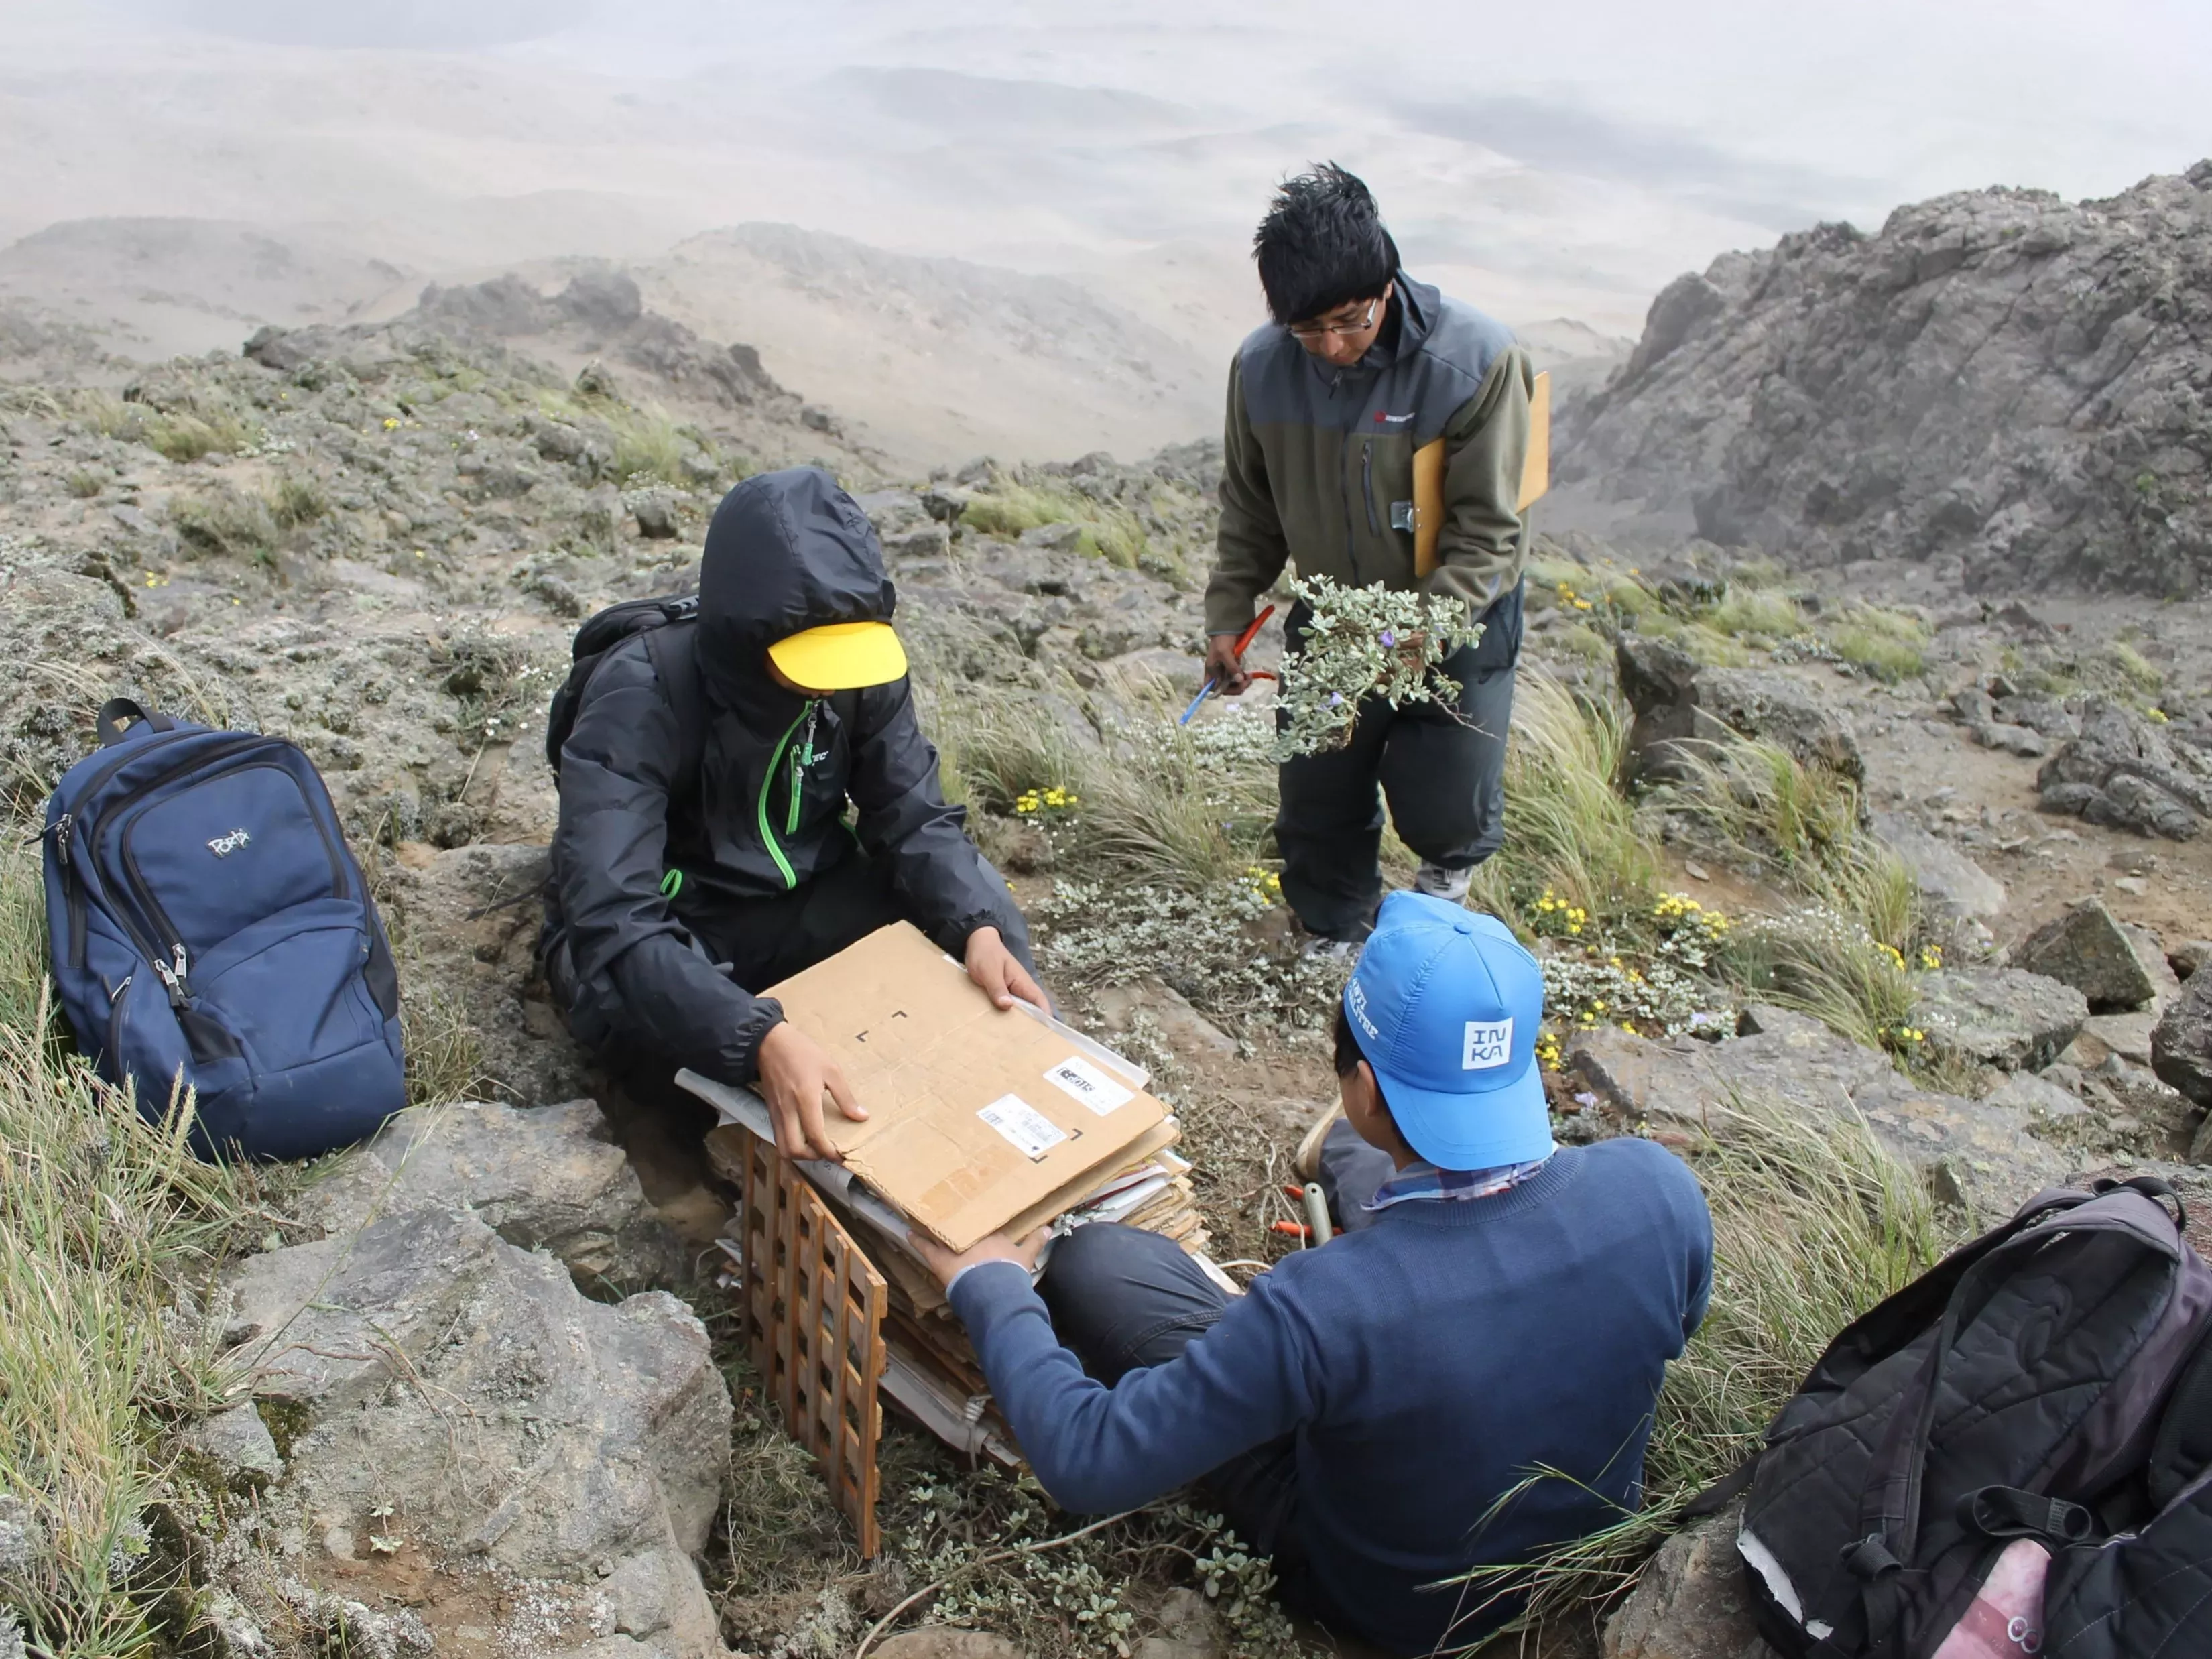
[730,1124,889,1556]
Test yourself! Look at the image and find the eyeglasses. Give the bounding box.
[1287,297,1380,340]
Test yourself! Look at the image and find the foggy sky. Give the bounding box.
[18,0,2212,336]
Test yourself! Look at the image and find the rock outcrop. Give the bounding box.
[223,1204,731,1658]
[1562,164,2212,596]
[1914,967,2089,1074]
[296,1098,685,1293]
[1616,635,1863,786]
[2153,971,2212,1107]
[2038,699,2211,839]
[1566,1005,2073,1217]
[1602,1506,1768,1659]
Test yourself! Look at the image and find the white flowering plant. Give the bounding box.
[1273,574,1482,759]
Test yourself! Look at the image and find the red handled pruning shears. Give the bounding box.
[1179,604,1277,725]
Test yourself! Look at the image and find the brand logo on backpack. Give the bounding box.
[206,828,252,858]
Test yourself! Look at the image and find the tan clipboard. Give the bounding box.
[1412,368,1550,578]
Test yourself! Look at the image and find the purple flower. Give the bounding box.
[1379,629,1396,648]
[1328,692,1343,706]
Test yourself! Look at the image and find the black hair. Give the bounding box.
[1253,162,1401,326]
[1332,999,1365,1079]
[1333,1001,1398,1127]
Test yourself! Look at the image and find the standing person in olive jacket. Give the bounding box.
[544,467,1043,1159]
[1204,164,1534,948]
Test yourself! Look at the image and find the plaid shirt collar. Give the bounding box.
[1362,1154,1554,1213]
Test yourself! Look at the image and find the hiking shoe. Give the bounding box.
[1293,1104,1343,1182]
[1413,861,1472,903]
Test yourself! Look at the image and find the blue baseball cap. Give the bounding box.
[1339,892,1554,1169]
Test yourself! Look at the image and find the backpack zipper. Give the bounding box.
[757,702,812,890]
[1361,442,1380,534]
[52,814,88,967]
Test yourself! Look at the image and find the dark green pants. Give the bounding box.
[1274,652,1516,940]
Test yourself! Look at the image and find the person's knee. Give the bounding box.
[1041,1222,1180,1304]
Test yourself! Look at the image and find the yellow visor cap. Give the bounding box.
[766,621,908,692]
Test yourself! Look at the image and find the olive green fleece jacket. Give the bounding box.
[1204,272,1534,638]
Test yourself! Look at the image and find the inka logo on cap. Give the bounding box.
[1463,1018,1514,1070]
[1347,978,1380,1040]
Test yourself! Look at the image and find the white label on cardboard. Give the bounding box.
[978,1094,1066,1160]
[1042,1054,1135,1117]
[1463,1018,1514,1070]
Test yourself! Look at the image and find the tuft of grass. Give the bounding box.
[170,485,277,564]
[1705,587,1803,640]
[0,842,247,1656]
[604,404,693,487]
[1459,1100,1957,1636]
[1469,670,1658,930]
[267,473,329,530]
[2106,638,2163,696]
[1658,735,1928,1052]
[65,469,106,499]
[398,975,487,1108]
[139,394,257,465]
[960,483,1152,570]
[1827,605,1930,682]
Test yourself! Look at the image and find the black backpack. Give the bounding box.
[1700,1176,2212,1659]
[544,593,704,779]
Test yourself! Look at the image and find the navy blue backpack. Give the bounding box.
[41,698,407,1160]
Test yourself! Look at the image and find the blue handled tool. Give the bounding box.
[1178,605,1276,726]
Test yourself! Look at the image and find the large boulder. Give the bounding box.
[1603,1507,1770,1659]
[1616,636,1863,787]
[296,1098,685,1292]
[2153,972,2212,1107]
[2014,900,2162,1011]
[222,1207,732,1658]
[1914,967,2089,1073]
[2037,700,2210,840]
[1567,1007,2071,1217]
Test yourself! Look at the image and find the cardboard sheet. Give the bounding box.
[761,922,1172,1251]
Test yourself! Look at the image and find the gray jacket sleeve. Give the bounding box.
[1423,345,1534,617]
[849,680,1034,967]
[552,643,782,1083]
[1204,352,1292,637]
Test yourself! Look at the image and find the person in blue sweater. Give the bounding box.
[913,892,1714,1655]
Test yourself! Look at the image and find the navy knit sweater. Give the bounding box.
[949,1137,1714,1655]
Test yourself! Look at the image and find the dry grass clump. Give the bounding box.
[1468,670,1657,933]
[75,388,259,463]
[1827,605,1930,682]
[1459,1099,1957,1636]
[604,403,694,487]
[0,842,249,1657]
[1653,736,1927,1052]
[959,482,1152,570]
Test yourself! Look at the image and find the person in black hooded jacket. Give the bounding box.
[544,467,1042,1160]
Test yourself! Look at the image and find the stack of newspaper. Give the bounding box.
[674,922,1229,1465]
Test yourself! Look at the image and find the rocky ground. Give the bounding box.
[7,265,2212,1659]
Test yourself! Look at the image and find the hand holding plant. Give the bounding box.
[1273,574,1482,759]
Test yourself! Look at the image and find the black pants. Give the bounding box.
[1036,1123,1398,1622]
[1276,646,1517,942]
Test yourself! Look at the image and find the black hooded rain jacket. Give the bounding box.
[546,467,1029,1083]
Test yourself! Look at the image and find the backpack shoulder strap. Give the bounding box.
[640,618,708,807]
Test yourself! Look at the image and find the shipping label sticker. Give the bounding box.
[1042,1054,1135,1117]
[978,1093,1066,1161]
